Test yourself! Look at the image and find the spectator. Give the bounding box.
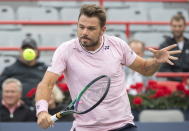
[48,85,74,122]
[57,74,71,105]
[159,14,189,84]
[0,34,47,105]
[0,78,36,122]
[125,40,154,92]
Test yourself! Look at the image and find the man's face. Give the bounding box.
[77,15,106,51]
[170,20,186,40]
[2,82,21,107]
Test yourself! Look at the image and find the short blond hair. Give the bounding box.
[2,78,22,92]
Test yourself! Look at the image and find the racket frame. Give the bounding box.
[51,75,111,121]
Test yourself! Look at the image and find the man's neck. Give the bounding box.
[175,36,184,43]
[2,100,21,113]
[82,36,103,52]
[19,58,37,66]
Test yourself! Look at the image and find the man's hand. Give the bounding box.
[37,111,54,129]
[148,44,181,65]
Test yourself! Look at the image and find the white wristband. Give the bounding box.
[36,100,48,116]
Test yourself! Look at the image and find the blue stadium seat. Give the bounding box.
[124,2,164,9]
[60,8,80,21]
[17,6,59,21]
[37,1,81,8]
[39,31,76,47]
[0,55,16,74]
[0,6,21,30]
[106,31,128,42]
[107,8,151,32]
[0,31,39,47]
[132,32,171,47]
[104,1,127,8]
[149,8,189,31]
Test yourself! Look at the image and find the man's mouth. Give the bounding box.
[81,36,90,40]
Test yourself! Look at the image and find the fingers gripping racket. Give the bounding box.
[51,75,111,122]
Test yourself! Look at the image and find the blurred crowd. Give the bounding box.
[0,34,74,122]
[0,12,188,122]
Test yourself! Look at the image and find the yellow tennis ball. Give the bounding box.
[23,48,36,61]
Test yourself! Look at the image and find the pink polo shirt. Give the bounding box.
[48,34,137,131]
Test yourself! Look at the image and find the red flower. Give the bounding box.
[148,80,157,86]
[57,83,69,92]
[177,83,185,91]
[133,96,143,105]
[184,90,189,96]
[130,83,144,93]
[130,85,136,89]
[135,83,143,92]
[58,74,65,81]
[146,80,158,90]
[26,88,36,98]
[150,86,172,98]
[57,74,69,92]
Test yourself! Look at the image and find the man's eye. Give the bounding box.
[80,26,84,29]
[88,28,95,30]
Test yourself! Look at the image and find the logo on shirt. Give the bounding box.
[104,46,110,50]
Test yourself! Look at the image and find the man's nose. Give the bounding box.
[175,26,181,31]
[82,28,89,35]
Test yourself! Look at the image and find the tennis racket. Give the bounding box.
[51,75,111,122]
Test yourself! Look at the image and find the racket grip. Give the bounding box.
[50,114,58,122]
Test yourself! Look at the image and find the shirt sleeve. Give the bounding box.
[121,40,137,66]
[47,44,67,75]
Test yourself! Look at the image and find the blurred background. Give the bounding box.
[0,0,189,131]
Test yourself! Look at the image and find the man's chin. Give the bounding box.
[82,44,92,48]
[81,42,91,47]
[173,34,182,39]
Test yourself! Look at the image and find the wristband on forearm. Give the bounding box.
[35,100,48,116]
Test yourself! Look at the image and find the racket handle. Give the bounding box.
[50,114,58,122]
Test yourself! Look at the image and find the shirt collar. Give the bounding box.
[2,100,22,113]
[73,35,105,53]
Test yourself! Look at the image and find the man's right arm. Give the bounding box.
[35,71,60,129]
[35,71,59,102]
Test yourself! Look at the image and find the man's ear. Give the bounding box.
[101,26,106,35]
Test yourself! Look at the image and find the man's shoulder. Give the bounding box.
[0,103,4,108]
[2,59,19,70]
[105,34,124,42]
[104,34,127,46]
[36,61,48,69]
[159,36,175,48]
[59,38,77,49]
[184,37,189,43]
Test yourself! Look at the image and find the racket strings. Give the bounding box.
[76,77,109,112]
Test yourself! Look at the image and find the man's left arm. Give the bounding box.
[129,56,160,76]
[129,44,181,76]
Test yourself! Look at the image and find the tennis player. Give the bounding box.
[35,4,181,131]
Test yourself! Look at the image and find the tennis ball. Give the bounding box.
[22,48,36,61]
